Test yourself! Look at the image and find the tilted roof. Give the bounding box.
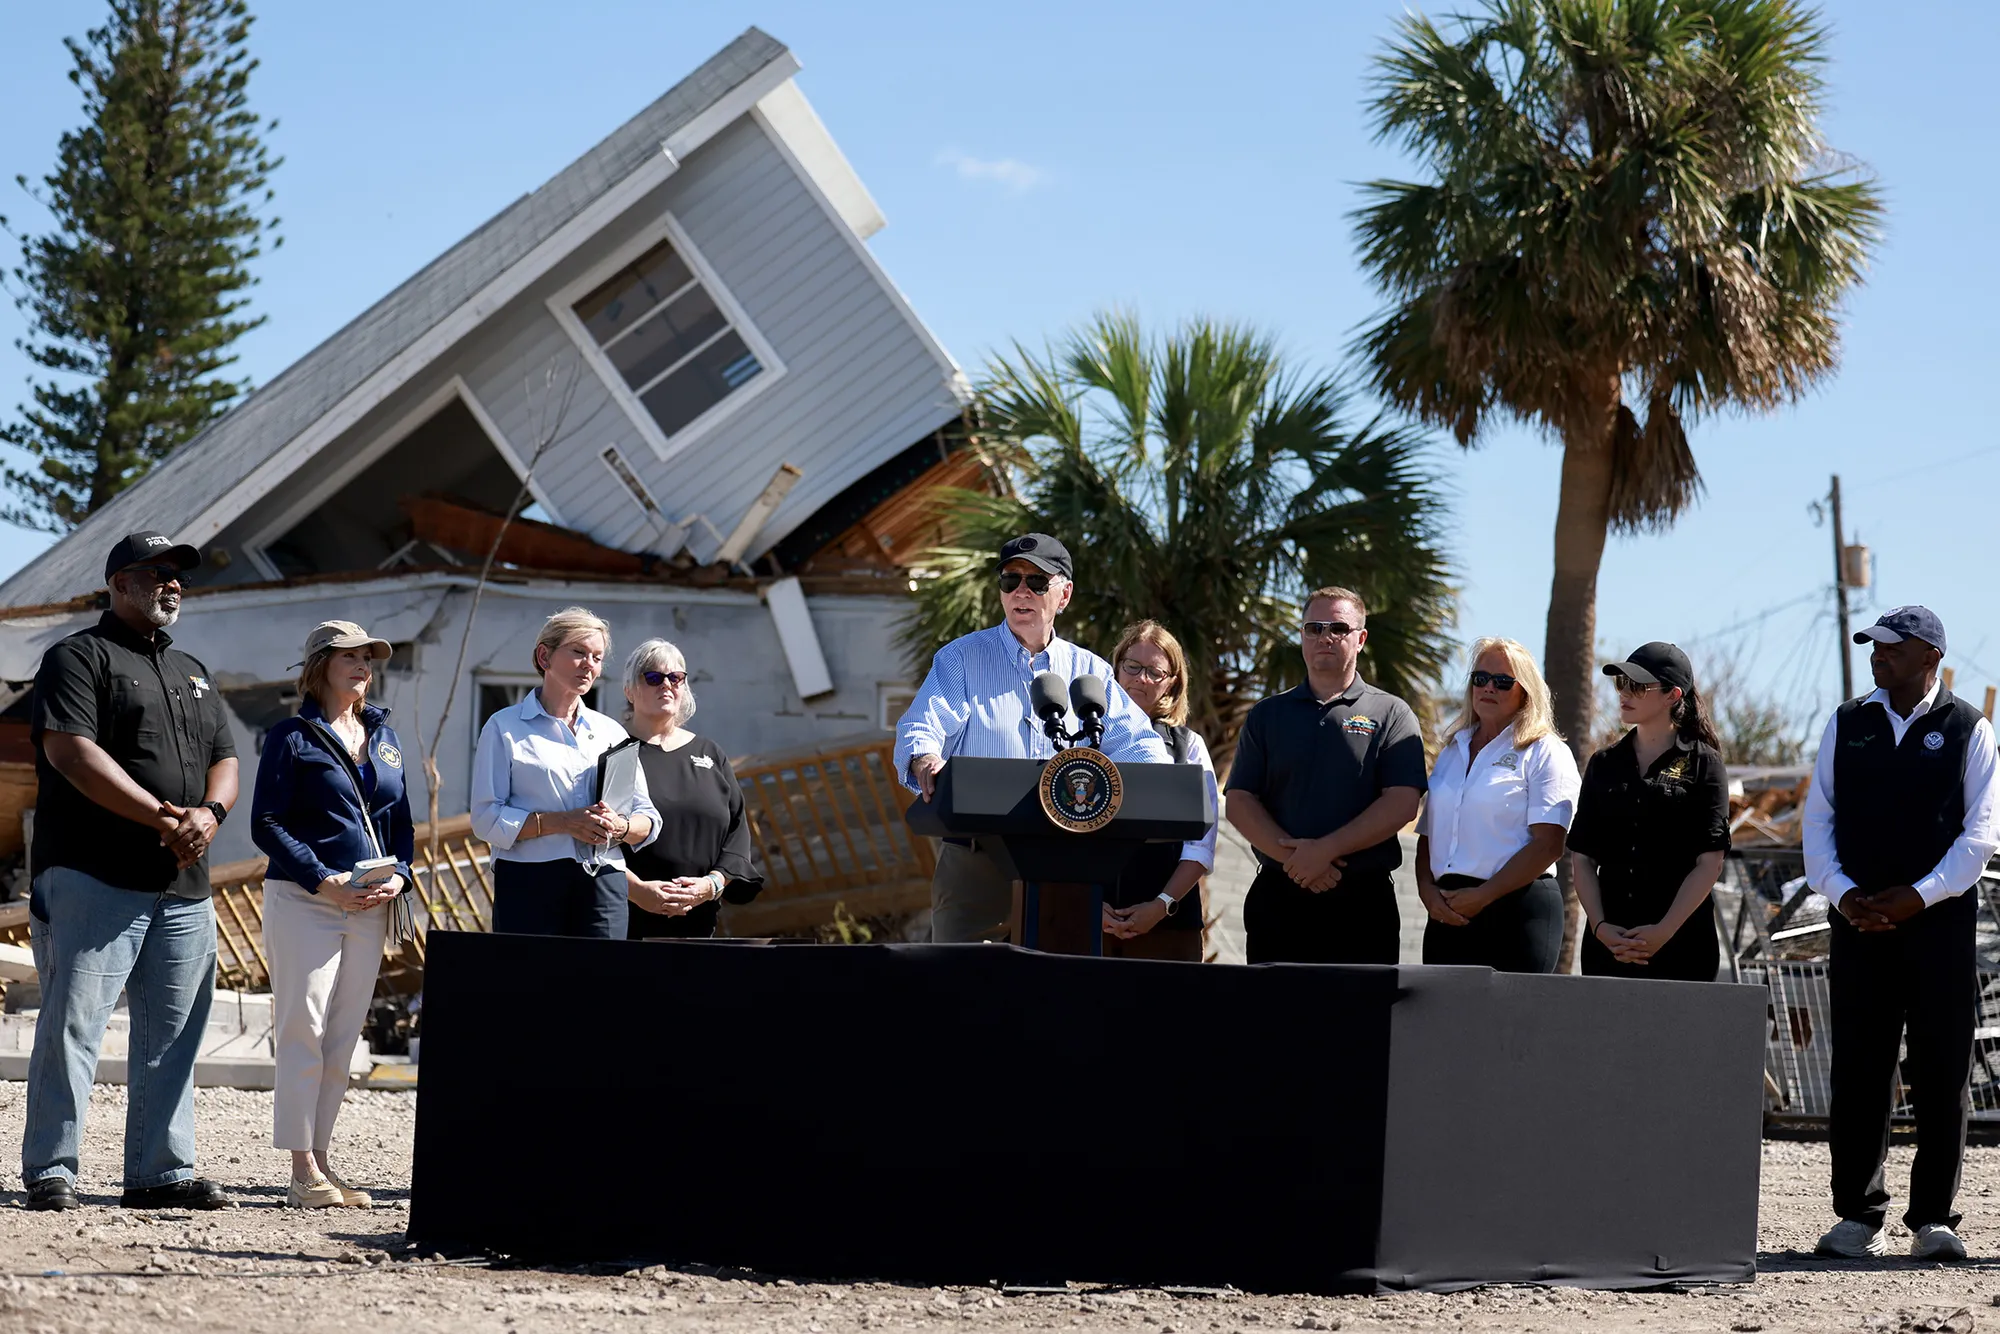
[0,27,791,608]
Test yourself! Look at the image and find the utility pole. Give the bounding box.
[1830,474,1853,700]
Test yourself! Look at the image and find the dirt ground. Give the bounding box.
[0,1084,1997,1333]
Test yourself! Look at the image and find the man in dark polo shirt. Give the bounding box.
[1804,606,1998,1262]
[21,532,239,1212]
[1226,585,1427,964]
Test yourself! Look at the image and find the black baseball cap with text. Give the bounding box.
[998,532,1073,580]
[103,531,200,583]
[1854,605,1946,654]
[1602,641,1696,694]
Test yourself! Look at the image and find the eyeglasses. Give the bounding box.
[641,670,688,688]
[998,571,1054,595]
[1612,675,1659,695]
[1118,660,1175,685]
[1301,621,1357,640]
[1469,671,1518,691]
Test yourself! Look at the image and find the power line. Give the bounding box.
[1682,588,1829,647]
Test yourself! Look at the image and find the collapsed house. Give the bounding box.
[0,29,976,923]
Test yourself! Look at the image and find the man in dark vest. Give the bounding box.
[1803,606,1998,1261]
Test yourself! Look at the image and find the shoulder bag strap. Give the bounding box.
[298,720,386,862]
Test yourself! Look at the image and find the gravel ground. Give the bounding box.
[1,1083,1998,1333]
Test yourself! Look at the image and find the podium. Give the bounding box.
[903,755,1213,953]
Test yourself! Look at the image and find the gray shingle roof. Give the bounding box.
[0,27,790,609]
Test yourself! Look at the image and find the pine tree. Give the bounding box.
[1,0,280,533]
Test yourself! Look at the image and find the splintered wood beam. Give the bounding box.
[402,494,654,576]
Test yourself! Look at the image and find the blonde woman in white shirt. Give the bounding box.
[1415,637,1580,973]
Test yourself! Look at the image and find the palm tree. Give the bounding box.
[901,312,1455,769]
[1353,0,1881,757]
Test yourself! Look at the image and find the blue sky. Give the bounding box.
[2,1,1994,725]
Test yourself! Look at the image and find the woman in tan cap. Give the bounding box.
[251,620,414,1208]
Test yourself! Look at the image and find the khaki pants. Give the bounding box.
[929,843,1014,943]
[262,878,387,1152]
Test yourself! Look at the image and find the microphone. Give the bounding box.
[1068,674,1109,749]
[1030,671,1072,746]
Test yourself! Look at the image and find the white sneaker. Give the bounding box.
[1816,1218,1888,1258]
[1911,1224,1967,1261]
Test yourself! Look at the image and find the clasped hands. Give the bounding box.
[1275,835,1344,893]
[1592,920,1676,964]
[312,870,404,912]
[537,802,630,844]
[1103,897,1169,939]
[1838,885,1925,933]
[152,801,216,870]
[1418,878,1496,927]
[631,874,722,917]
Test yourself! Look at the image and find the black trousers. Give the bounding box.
[1422,874,1563,973]
[1244,866,1398,965]
[491,859,630,940]
[1828,891,1976,1230]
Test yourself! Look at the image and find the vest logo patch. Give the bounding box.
[1924,731,1946,751]
[1847,734,1876,748]
[1342,715,1379,736]
[375,741,402,769]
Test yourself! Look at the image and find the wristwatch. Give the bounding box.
[202,800,228,825]
[1155,891,1179,915]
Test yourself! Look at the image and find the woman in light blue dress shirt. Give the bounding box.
[471,607,659,938]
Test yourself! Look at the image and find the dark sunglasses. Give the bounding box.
[1612,674,1659,695]
[998,571,1054,595]
[121,563,186,585]
[1301,620,1357,640]
[641,670,688,688]
[1469,671,1518,691]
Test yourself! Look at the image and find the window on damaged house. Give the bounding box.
[572,238,765,439]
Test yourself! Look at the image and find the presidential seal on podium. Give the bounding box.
[1039,747,1124,833]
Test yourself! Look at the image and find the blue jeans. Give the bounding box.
[22,866,217,1190]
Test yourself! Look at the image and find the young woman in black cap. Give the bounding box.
[1567,642,1731,981]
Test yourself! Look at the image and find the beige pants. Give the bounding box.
[261,878,387,1152]
[929,843,1014,943]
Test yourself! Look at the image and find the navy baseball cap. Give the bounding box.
[1854,605,1946,654]
[104,531,200,583]
[998,532,1073,579]
[1602,642,1696,694]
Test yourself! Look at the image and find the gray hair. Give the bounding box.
[623,637,696,727]
[532,606,611,674]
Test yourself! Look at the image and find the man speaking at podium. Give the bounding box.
[894,533,1170,942]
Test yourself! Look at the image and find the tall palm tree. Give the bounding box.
[1353,0,1881,757]
[902,312,1455,769]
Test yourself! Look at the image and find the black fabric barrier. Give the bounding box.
[409,933,1764,1292]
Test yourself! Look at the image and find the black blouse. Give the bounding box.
[625,734,764,939]
[1566,732,1731,919]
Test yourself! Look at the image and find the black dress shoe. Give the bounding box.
[120,1178,233,1210]
[26,1178,79,1211]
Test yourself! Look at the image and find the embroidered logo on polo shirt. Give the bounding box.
[690,753,714,769]
[1924,731,1946,751]
[375,741,403,769]
[1342,715,1379,735]
[1494,751,1520,771]
[187,675,210,698]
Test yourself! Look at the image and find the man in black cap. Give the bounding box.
[20,532,239,1212]
[1803,606,1998,1261]
[893,532,1172,942]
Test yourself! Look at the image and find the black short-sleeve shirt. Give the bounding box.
[1225,678,1429,876]
[1566,732,1730,920]
[626,734,765,939]
[31,612,237,898]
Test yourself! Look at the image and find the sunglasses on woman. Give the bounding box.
[1469,670,1518,690]
[641,670,688,688]
[998,571,1054,595]
[1612,674,1658,695]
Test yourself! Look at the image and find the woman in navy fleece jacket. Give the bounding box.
[252,620,414,1209]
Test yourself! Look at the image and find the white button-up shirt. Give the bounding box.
[471,690,661,868]
[1802,681,2000,906]
[1417,724,1580,880]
